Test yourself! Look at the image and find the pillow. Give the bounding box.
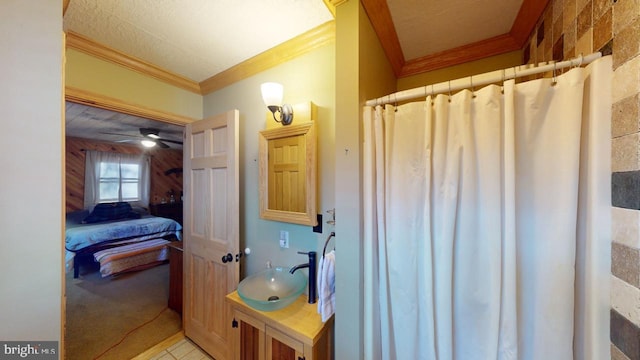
[130,206,150,216]
[82,202,141,224]
[66,210,90,225]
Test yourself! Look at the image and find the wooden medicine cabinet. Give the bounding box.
[259,102,317,226]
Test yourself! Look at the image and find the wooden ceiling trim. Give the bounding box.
[364,0,547,78]
[400,34,520,77]
[360,0,405,76]
[63,0,70,16]
[199,21,336,95]
[509,0,552,46]
[65,31,202,95]
[65,86,197,126]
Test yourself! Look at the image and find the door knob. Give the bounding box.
[221,253,233,263]
[235,248,250,262]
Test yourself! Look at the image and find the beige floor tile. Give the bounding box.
[169,340,198,358]
[180,348,207,360]
[150,351,176,360]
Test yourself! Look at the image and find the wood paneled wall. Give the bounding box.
[65,136,183,212]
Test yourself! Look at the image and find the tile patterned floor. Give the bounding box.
[148,338,213,360]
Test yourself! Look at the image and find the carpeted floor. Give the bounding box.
[65,261,182,360]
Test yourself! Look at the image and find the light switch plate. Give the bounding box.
[279,230,289,248]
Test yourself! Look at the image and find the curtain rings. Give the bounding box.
[431,84,435,105]
[572,53,584,69]
[470,75,476,98]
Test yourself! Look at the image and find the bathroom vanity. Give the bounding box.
[226,290,333,360]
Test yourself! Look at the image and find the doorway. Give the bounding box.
[63,93,187,359]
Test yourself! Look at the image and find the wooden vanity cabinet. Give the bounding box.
[226,291,333,360]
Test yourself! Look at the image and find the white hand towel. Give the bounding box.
[317,250,335,322]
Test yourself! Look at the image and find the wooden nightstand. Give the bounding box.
[167,241,183,315]
[150,202,183,225]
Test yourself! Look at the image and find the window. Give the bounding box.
[84,150,150,209]
[98,161,141,203]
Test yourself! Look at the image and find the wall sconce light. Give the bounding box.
[261,82,293,125]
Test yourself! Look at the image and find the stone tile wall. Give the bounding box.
[524,0,640,359]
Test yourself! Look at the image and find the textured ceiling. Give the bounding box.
[63,0,528,147]
[63,0,334,82]
[387,0,524,59]
[63,0,526,82]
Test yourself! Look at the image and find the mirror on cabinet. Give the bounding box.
[258,102,317,226]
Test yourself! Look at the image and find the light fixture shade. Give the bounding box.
[141,139,156,148]
[261,82,283,106]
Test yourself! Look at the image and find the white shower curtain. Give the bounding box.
[363,56,612,360]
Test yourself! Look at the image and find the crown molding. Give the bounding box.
[361,0,405,76]
[362,0,549,77]
[65,31,202,94]
[510,0,552,46]
[401,34,520,77]
[65,86,197,126]
[66,20,335,97]
[323,0,349,17]
[63,0,70,16]
[199,21,336,95]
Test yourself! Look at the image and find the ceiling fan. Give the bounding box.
[138,128,183,148]
[102,128,183,148]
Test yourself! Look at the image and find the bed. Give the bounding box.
[65,202,182,277]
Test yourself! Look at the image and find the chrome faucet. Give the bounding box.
[290,251,317,304]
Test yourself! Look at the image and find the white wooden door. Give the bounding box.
[184,109,239,360]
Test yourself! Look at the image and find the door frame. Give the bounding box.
[62,88,195,355]
[65,87,197,126]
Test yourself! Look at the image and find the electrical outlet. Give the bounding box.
[279,230,289,248]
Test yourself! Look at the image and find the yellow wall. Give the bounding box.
[0,0,63,343]
[58,3,531,358]
[202,41,336,278]
[200,14,381,358]
[66,49,203,121]
[333,1,397,358]
[334,6,521,359]
[0,0,544,357]
[397,51,523,91]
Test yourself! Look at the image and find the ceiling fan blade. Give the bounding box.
[157,137,183,145]
[156,140,170,148]
[139,127,182,146]
[100,132,140,138]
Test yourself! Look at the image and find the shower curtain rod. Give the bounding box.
[365,52,602,107]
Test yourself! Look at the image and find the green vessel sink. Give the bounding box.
[237,267,307,312]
